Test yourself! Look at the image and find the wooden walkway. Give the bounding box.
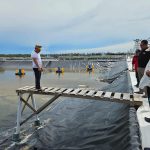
[13,86,142,141]
[17,86,142,106]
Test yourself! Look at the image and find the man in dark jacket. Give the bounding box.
[136,40,150,97]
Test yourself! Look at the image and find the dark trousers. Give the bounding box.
[147,87,150,106]
[135,71,140,85]
[33,68,41,89]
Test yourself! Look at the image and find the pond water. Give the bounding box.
[0,68,107,131]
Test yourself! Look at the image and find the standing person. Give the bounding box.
[132,49,140,87]
[31,45,43,90]
[136,40,150,97]
[139,60,150,123]
[145,70,150,123]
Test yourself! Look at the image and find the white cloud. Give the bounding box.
[0,0,150,50]
[56,41,134,54]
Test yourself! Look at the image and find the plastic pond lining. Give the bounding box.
[0,60,142,150]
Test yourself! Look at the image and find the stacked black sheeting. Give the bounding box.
[102,61,132,93]
[101,60,128,84]
[102,60,142,150]
[8,61,141,150]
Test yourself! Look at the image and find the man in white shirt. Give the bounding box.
[139,58,150,123]
[31,45,43,90]
[143,69,150,123]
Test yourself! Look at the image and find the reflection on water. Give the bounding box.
[0,67,5,73]
[0,69,107,131]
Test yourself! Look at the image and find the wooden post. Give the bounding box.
[31,94,40,126]
[13,93,22,142]
[21,94,31,114]
[20,94,61,126]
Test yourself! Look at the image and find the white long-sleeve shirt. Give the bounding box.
[139,59,150,89]
[31,51,42,68]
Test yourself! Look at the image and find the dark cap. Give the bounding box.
[35,45,42,49]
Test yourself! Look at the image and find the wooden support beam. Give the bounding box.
[14,86,143,138]
[21,94,31,114]
[20,97,37,113]
[20,94,61,126]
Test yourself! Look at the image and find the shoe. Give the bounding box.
[36,88,42,91]
[145,117,150,123]
[134,91,143,94]
[37,89,42,92]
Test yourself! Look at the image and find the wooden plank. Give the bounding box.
[133,94,143,106]
[48,88,60,93]
[78,89,89,96]
[16,86,143,107]
[18,86,35,93]
[28,87,47,92]
[122,93,131,101]
[27,86,36,91]
[44,87,54,92]
[41,87,48,90]
[86,90,95,96]
[103,92,112,98]
[40,87,48,92]
[28,87,48,93]
[113,93,121,100]
[18,86,29,90]
[94,91,104,97]
[20,86,34,91]
[56,88,67,93]
[63,88,74,94]
[70,89,81,95]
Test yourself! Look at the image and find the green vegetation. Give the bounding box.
[0,54,30,57]
[0,52,127,60]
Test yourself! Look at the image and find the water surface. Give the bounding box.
[0,69,107,131]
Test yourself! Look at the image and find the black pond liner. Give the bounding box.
[6,60,142,150]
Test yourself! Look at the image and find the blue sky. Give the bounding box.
[0,0,150,54]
